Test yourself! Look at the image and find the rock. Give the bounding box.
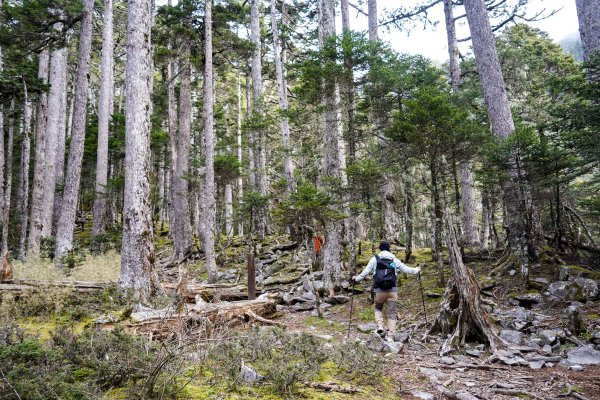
[591,332,600,345]
[394,331,410,343]
[565,346,600,365]
[464,382,476,387]
[569,365,584,371]
[440,356,455,365]
[514,293,542,308]
[528,361,545,369]
[538,330,558,346]
[559,266,572,281]
[529,277,550,290]
[500,329,523,345]
[546,278,599,302]
[426,292,442,298]
[542,345,553,354]
[411,391,435,400]
[291,302,316,311]
[315,334,333,341]
[93,313,119,324]
[418,367,447,381]
[509,269,516,276]
[240,363,264,384]
[383,341,403,354]
[522,338,541,350]
[366,333,387,352]
[466,349,481,357]
[357,323,378,334]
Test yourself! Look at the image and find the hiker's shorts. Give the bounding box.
[374,291,397,321]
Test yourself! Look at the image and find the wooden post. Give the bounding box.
[247,252,256,300]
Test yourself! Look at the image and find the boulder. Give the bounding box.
[538,330,558,346]
[564,346,600,366]
[357,323,378,334]
[514,293,542,308]
[394,331,410,343]
[466,349,481,357]
[366,333,387,352]
[500,329,523,345]
[324,295,350,305]
[240,363,264,384]
[591,331,600,345]
[411,391,435,400]
[440,356,455,365]
[528,277,550,290]
[546,278,599,302]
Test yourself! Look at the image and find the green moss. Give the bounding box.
[357,307,374,322]
[17,317,91,342]
[305,317,345,332]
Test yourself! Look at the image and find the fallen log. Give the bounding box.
[1,280,114,293]
[122,293,282,339]
[161,282,262,303]
[303,381,361,394]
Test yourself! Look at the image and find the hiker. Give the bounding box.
[351,241,421,341]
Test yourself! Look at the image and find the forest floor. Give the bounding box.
[2,232,600,399]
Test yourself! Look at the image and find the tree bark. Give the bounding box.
[18,86,32,260]
[54,0,94,263]
[368,0,378,41]
[27,48,50,256]
[236,75,244,236]
[224,183,233,236]
[0,0,4,219]
[119,0,160,300]
[171,32,193,260]
[320,0,345,295]
[250,0,267,239]
[403,162,414,263]
[202,0,218,283]
[92,0,114,237]
[270,0,294,195]
[1,97,15,255]
[430,159,445,287]
[460,161,480,247]
[481,188,490,251]
[50,58,69,234]
[576,0,600,61]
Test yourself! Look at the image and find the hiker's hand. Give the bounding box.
[415,267,421,274]
[351,275,361,283]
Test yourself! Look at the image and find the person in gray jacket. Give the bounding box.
[352,241,420,341]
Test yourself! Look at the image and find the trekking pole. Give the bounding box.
[347,280,356,338]
[417,268,428,326]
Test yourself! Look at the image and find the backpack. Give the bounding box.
[374,255,396,290]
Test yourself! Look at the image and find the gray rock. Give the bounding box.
[315,334,333,341]
[366,333,387,352]
[324,295,350,304]
[466,349,481,357]
[569,364,584,371]
[559,266,572,281]
[383,341,403,354]
[394,331,410,343]
[411,391,435,400]
[542,345,553,354]
[357,323,378,334]
[514,293,542,307]
[546,278,599,302]
[529,277,550,290]
[538,329,558,346]
[565,346,600,365]
[591,331,600,344]
[240,363,264,384]
[418,367,448,381]
[528,361,545,369]
[500,329,523,345]
[440,356,455,365]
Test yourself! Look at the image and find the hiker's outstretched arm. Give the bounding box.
[354,257,376,281]
[394,258,419,275]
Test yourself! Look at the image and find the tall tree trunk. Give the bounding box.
[92,0,114,237]
[54,0,94,263]
[203,0,218,283]
[171,32,193,260]
[18,87,32,260]
[0,0,4,219]
[460,161,480,247]
[403,161,414,263]
[224,183,233,236]
[270,0,294,194]
[250,0,267,239]
[430,159,445,287]
[50,57,69,234]
[2,98,15,255]
[367,0,378,41]
[119,0,160,300]
[576,0,600,61]
[27,49,50,256]
[443,0,479,249]
[464,0,542,279]
[320,0,345,296]
[236,75,244,236]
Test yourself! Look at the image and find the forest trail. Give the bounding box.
[4,237,600,399]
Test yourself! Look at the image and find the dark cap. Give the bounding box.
[379,241,390,251]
